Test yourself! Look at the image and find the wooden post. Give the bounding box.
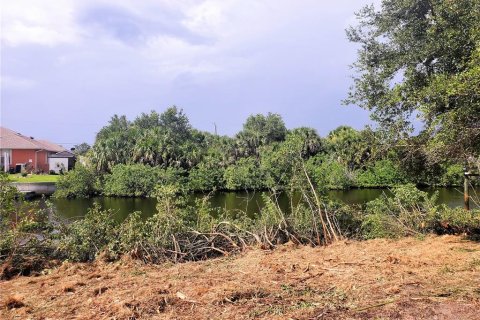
[464,174,470,211]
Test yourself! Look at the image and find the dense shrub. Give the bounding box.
[103,164,160,197]
[59,204,117,261]
[54,164,98,198]
[356,159,407,187]
[0,173,60,278]
[103,164,186,197]
[188,161,225,191]
[438,163,464,187]
[361,184,439,239]
[308,156,354,190]
[434,207,480,236]
[224,157,266,190]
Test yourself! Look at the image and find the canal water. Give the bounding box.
[49,187,479,221]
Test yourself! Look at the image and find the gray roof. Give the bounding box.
[48,151,76,158]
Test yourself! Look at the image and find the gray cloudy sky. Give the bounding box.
[1,0,379,148]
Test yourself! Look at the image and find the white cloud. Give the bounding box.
[1,0,82,46]
[1,0,377,140]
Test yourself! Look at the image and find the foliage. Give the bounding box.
[356,159,407,187]
[188,160,225,191]
[104,164,150,197]
[54,163,98,198]
[59,204,117,262]
[236,113,287,157]
[0,173,60,278]
[110,211,146,258]
[76,106,471,195]
[72,142,91,156]
[324,126,366,170]
[224,157,266,190]
[434,207,480,236]
[145,185,190,248]
[438,163,464,187]
[91,114,134,172]
[346,0,480,161]
[288,127,324,157]
[308,155,354,190]
[90,107,204,172]
[104,164,162,197]
[361,184,439,239]
[0,173,17,257]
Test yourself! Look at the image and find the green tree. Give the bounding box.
[260,132,314,190]
[346,0,480,161]
[236,113,287,157]
[287,127,323,157]
[356,159,407,187]
[188,160,226,191]
[72,143,91,156]
[133,110,161,130]
[91,115,134,171]
[325,126,367,170]
[224,157,266,190]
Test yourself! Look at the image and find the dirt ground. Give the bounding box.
[1,235,480,320]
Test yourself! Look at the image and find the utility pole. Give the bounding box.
[463,161,479,211]
[464,173,470,211]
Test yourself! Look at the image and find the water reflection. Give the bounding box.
[49,187,479,221]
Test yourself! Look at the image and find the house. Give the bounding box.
[0,127,69,173]
[48,150,76,174]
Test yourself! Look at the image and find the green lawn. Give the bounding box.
[8,174,60,183]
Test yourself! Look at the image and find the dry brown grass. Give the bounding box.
[2,296,25,310]
[1,235,480,319]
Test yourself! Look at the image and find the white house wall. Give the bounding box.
[1,149,12,172]
[48,158,69,174]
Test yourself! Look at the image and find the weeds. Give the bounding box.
[361,184,439,239]
[2,170,480,279]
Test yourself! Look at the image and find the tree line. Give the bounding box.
[57,107,465,198]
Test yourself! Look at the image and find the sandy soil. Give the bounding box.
[1,235,480,320]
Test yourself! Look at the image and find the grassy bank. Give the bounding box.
[8,174,59,183]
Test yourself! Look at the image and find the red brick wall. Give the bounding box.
[11,149,49,173]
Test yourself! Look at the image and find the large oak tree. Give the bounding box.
[346,0,480,161]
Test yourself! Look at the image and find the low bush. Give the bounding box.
[103,164,160,197]
[356,159,407,187]
[224,157,266,190]
[434,207,480,237]
[307,156,354,190]
[103,164,187,197]
[58,204,117,262]
[54,164,99,198]
[438,163,464,187]
[188,161,225,191]
[0,173,59,278]
[361,184,439,239]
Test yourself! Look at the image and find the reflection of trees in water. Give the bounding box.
[49,188,480,222]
